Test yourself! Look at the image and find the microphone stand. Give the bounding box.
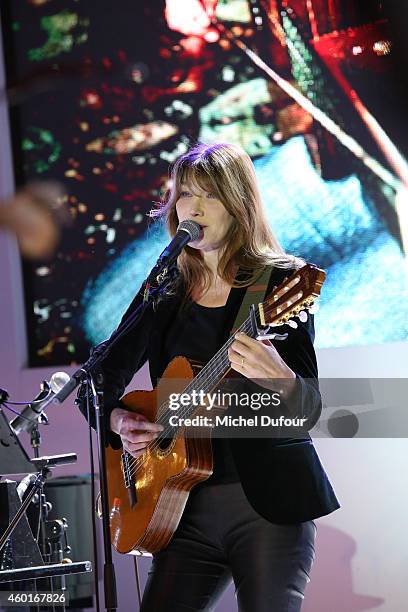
[47,263,177,612]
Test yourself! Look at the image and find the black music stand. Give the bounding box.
[0,409,35,477]
[0,408,92,611]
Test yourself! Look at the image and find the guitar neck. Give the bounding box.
[155,263,325,427]
[194,317,255,391]
[157,314,256,426]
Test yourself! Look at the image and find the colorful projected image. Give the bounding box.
[2,0,407,366]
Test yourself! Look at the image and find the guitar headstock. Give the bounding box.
[259,264,326,327]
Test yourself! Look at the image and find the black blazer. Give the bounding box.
[78,265,340,524]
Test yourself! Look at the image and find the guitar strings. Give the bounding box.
[124,316,252,479]
[124,296,310,480]
[124,295,307,480]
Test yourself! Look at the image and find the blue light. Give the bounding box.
[82,137,408,348]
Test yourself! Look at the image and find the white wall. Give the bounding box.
[309,340,408,612]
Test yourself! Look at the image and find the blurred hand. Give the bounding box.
[0,180,69,259]
[110,407,164,458]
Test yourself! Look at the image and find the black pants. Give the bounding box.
[140,481,316,612]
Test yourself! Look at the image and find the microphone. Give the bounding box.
[151,220,202,279]
[10,371,70,435]
[43,222,203,411]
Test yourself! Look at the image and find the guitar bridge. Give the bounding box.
[121,451,137,508]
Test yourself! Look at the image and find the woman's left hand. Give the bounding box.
[228,331,296,381]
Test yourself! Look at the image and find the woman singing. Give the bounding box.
[79,142,339,611]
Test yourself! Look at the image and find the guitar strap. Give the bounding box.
[230,265,273,334]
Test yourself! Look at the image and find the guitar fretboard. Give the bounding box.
[156,314,257,430]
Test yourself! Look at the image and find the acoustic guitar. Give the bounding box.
[105,263,325,554]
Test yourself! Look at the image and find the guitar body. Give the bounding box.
[106,356,213,555]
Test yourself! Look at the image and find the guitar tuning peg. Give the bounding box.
[272,332,289,341]
[287,319,298,329]
[309,303,319,314]
[298,310,308,323]
[258,332,288,341]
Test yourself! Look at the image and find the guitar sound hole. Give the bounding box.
[157,436,174,452]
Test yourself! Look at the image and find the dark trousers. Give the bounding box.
[140,481,316,612]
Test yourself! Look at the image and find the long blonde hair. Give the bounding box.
[150,142,303,298]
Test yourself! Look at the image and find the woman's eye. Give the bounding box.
[180,191,191,197]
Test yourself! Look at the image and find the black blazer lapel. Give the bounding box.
[148,291,183,384]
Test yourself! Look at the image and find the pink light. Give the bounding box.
[305,0,319,41]
[352,45,363,55]
[82,90,102,109]
[165,0,211,37]
[204,29,220,43]
[180,36,204,56]
[202,0,218,17]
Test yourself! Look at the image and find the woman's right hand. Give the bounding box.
[110,407,164,458]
